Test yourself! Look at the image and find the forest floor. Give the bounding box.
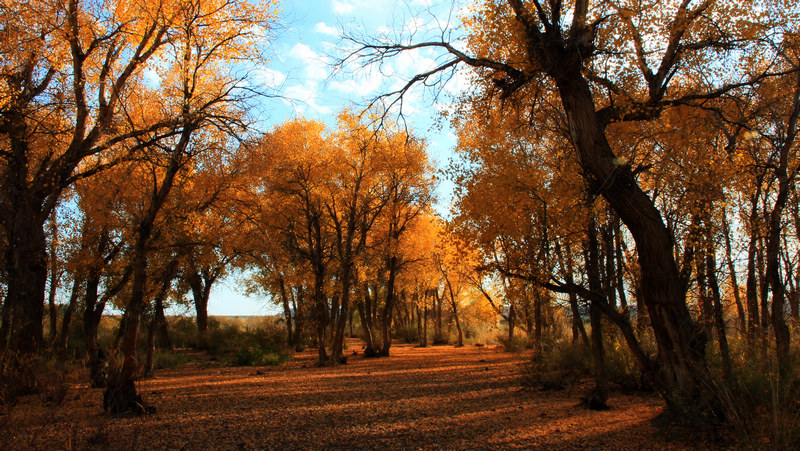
[2,341,732,450]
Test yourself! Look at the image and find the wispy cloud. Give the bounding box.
[313,22,338,36]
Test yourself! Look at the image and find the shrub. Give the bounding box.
[234,343,289,367]
[168,316,201,349]
[711,351,800,449]
[0,355,67,407]
[522,341,591,391]
[604,336,651,391]
[496,333,528,353]
[393,323,419,343]
[153,351,190,370]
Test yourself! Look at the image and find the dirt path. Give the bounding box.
[2,343,714,449]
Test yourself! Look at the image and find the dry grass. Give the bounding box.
[0,342,724,449]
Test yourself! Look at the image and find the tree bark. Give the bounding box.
[584,211,608,410]
[722,213,747,338]
[57,277,82,363]
[550,55,711,411]
[279,276,294,347]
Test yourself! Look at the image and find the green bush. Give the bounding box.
[393,323,419,343]
[234,343,289,367]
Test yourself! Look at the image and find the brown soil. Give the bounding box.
[1,343,726,450]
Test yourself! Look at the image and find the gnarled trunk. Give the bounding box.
[552,61,711,411]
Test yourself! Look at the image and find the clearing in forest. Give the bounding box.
[2,344,717,449]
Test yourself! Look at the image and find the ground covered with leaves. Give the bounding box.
[1,343,727,449]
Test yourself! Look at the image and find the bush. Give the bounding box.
[394,323,419,343]
[496,333,528,353]
[168,316,201,349]
[0,355,67,407]
[712,351,800,449]
[604,335,651,391]
[153,351,190,370]
[234,343,289,367]
[522,341,591,391]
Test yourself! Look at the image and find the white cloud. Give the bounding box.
[332,0,356,14]
[284,82,333,116]
[253,68,287,88]
[313,22,338,36]
[289,43,330,81]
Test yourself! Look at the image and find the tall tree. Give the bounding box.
[344,0,799,412]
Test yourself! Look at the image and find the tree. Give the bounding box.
[101,0,279,415]
[0,0,178,368]
[344,0,800,413]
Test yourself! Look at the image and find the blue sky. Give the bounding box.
[205,0,471,316]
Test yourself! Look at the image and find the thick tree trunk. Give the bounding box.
[552,62,711,412]
[416,303,423,346]
[190,274,211,350]
[444,277,463,347]
[154,296,171,350]
[104,136,186,414]
[433,288,445,344]
[533,290,544,357]
[767,73,799,380]
[312,262,329,364]
[508,303,516,344]
[1,216,48,357]
[143,310,157,377]
[83,270,107,387]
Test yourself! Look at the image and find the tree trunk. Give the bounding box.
[767,71,799,381]
[293,288,306,352]
[358,283,379,356]
[552,59,711,411]
[444,277,463,347]
[722,213,747,338]
[47,266,59,351]
[104,135,187,415]
[422,292,429,347]
[143,310,157,377]
[508,303,516,344]
[279,277,294,347]
[416,303,423,346]
[154,296,171,350]
[84,269,107,388]
[1,214,48,358]
[57,277,82,363]
[533,290,544,358]
[584,211,608,410]
[189,271,213,351]
[707,246,732,381]
[433,288,445,344]
[379,256,399,356]
[745,205,761,352]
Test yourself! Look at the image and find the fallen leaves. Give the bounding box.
[1,342,721,449]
